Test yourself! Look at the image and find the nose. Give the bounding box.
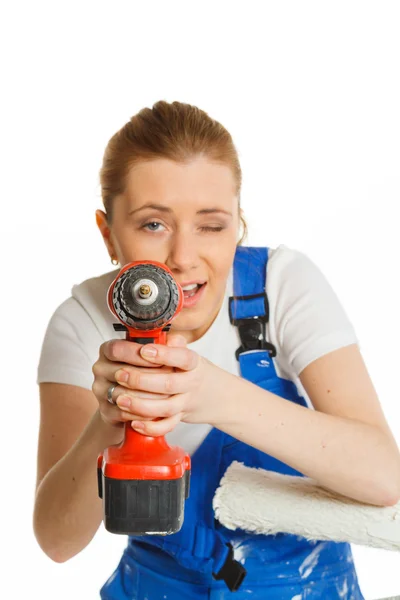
[166,230,200,274]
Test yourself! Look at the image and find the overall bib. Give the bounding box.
[100,247,365,599]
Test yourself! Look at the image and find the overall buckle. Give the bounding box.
[229,292,276,360]
[234,319,277,360]
[212,542,247,591]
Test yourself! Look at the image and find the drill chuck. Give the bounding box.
[110,263,181,330]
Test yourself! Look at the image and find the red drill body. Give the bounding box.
[97,260,191,535]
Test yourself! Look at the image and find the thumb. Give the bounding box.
[166,333,187,348]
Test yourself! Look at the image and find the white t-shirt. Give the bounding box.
[36,244,359,455]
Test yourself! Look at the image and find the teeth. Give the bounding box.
[182,283,199,291]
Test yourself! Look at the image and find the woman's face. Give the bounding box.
[96,155,240,343]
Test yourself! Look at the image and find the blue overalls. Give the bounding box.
[100,246,366,599]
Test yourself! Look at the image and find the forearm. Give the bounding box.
[211,373,400,507]
[33,409,124,562]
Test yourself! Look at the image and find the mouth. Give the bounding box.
[181,282,207,307]
[181,282,205,298]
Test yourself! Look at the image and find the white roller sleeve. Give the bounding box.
[212,461,400,552]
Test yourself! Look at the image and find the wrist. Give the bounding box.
[208,366,243,428]
[92,408,125,448]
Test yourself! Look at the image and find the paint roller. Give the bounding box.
[213,461,400,552]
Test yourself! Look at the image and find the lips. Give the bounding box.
[182,283,203,297]
[181,282,207,308]
[179,280,207,289]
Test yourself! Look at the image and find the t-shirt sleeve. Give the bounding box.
[273,247,359,377]
[36,296,104,391]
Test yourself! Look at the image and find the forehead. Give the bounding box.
[124,156,237,205]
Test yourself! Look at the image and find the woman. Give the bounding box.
[34,100,400,599]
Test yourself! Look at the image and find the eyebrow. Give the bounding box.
[128,203,233,217]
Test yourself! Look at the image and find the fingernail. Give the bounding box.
[141,345,157,358]
[115,369,129,383]
[131,421,145,431]
[117,397,131,409]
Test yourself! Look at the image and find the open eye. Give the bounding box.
[142,221,165,232]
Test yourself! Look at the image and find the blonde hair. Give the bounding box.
[99,100,248,244]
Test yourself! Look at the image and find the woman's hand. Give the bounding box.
[111,334,229,437]
[92,334,187,431]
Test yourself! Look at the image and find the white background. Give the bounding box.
[1,1,399,598]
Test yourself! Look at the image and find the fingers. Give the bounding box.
[98,387,155,426]
[103,335,188,368]
[115,366,198,395]
[92,378,169,410]
[102,339,167,368]
[95,360,173,387]
[98,336,196,392]
[166,334,187,348]
[95,336,190,435]
[115,409,155,423]
[138,342,198,372]
[115,392,184,418]
[99,382,166,425]
[95,339,174,385]
[131,412,183,437]
[101,383,182,436]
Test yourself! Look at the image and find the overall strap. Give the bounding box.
[229,246,278,382]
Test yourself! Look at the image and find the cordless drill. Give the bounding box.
[97,260,191,535]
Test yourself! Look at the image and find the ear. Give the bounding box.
[95,210,115,257]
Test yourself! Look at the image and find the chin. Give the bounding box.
[171,313,202,329]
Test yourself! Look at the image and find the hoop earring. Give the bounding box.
[111,257,119,265]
